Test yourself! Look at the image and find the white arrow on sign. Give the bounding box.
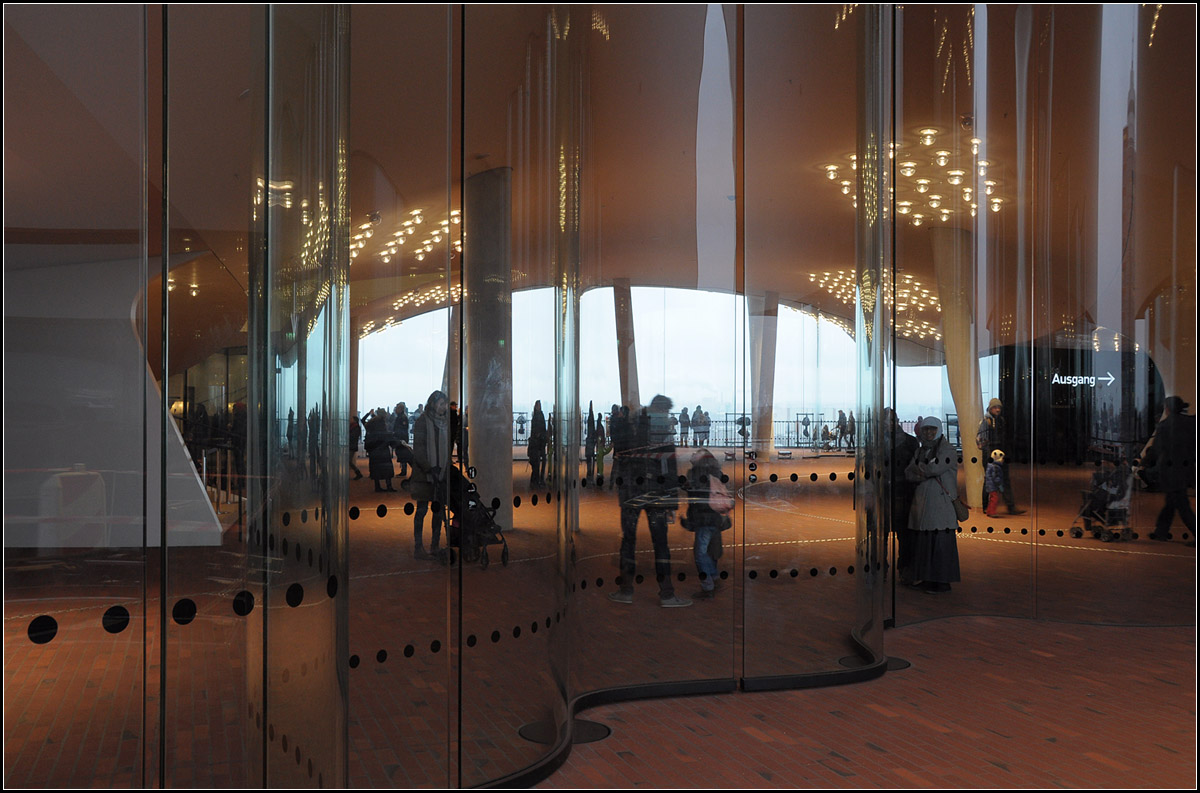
[1100,371,1115,386]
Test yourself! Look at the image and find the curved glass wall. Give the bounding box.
[5,4,1194,790]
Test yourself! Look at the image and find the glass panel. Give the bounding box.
[3,6,150,787]
[564,4,740,694]
[461,5,573,784]
[1023,4,1195,623]
[743,4,880,678]
[260,6,349,787]
[163,6,264,786]
[345,5,455,787]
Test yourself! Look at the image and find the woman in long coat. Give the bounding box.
[364,410,395,492]
[409,390,451,559]
[904,416,961,593]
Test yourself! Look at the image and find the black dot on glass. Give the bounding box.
[790,473,798,482]
[719,571,729,579]
[829,567,837,576]
[28,615,57,644]
[678,475,688,486]
[597,476,605,486]
[531,621,538,633]
[172,598,197,626]
[404,502,414,515]
[348,506,359,520]
[327,576,338,599]
[970,457,978,464]
[301,509,308,524]
[308,549,314,567]
[282,512,291,526]
[987,527,994,533]
[546,492,552,503]
[595,578,603,588]
[971,527,978,533]
[295,544,301,561]
[349,655,360,668]
[748,570,758,580]
[513,496,521,508]
[491,631,501,643]
[1004,528,1011,534]
[580,579,587,590]
[282,539,289,555]
[810,568,818,577]
[376,504,387,518]
[829,472,837,481]
[769,569,778,579]
[296,747,301,764]
[376,649,387,663]
[430,640,441,653]
[847,472,855,481]
[678,572,687,581]
[286,584,304,608]
[770,474,778,482]
[269,725,275,740]
[810,473,819,482]
[102,605,130,634]
[233,591,255,616]
[546,617,553,628]
[282,735,288,752]
[531,494,538,506]
[635,574,645,584]
[1056,530,1064,537]
[1021,529,1028,535]
[720,474,730,484]
[635,477,644,486]
[581,478,588,487]
[467,635,477,647]
[790,569,799,577]
[847,566,855,574]
[269,534,276,551]
[512,626,521,639]
[491,497,501,510]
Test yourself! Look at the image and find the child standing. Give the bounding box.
[985,449,1005,517]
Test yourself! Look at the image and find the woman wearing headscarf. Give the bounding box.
[904,416,961,593]
[528,400,547,488]
[409,390,451,560]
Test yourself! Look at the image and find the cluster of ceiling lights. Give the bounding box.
[822,127,1004,227]
[359,283,466,339]
[809,268,944,342]
[349,209,463,266]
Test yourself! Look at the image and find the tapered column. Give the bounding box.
[930,225,984,507]
[612,277,640,409]
[749,290,779,455]
[465,167,514,532]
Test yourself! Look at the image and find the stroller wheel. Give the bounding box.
[1092,530,1102,540]
[480,546,490,569]
[501,542,509,567]
[1070,528,1083,539]
[1101,530,1114,542]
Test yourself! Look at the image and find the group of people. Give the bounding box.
[676,406,712,447]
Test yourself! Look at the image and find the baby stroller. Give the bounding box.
[443,464,509,569]
[1070,465,1133,542]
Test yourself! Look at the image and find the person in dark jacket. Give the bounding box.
[349,414,363,480]
[608,395,691,608]
[409,390,451,560]
[1138,396,1196,542]
[363,409,395,492]
[391,402,410,476]
[528,400,548,488]
[681,449,732,599]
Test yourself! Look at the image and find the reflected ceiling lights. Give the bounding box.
[821,126,1005,225]
[808,269,944,343]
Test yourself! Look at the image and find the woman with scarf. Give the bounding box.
[904,415,961,593]
[409,390,451,560]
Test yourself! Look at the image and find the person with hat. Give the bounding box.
[1137,396,1196,543]
[976,398,1025,515]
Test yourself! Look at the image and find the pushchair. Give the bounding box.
[397,444,509,568]
[442,464,509,569]
[1069,467,1133,542]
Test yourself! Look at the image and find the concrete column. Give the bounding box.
[442,300,461,401]
[749,290,779,456]
[612,277,640,409]
[465,167,513,532]
[930,225,985,507]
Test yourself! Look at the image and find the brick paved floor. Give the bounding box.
[540,616,1197,789]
